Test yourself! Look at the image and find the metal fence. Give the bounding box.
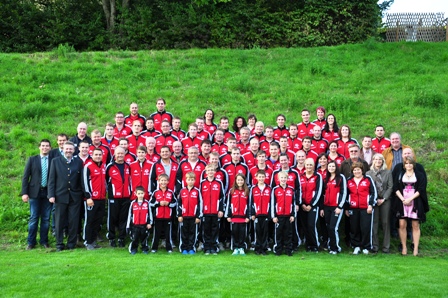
[384,12,447,42]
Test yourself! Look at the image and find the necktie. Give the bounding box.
[41,157,48,187]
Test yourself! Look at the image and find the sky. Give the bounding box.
[380,0,448,16]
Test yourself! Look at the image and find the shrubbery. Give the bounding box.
[1,0,381,52]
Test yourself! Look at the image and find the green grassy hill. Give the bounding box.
[1,41,447,245]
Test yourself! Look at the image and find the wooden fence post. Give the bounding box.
[396,20,399,42]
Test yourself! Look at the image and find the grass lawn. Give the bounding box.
[1,245,448,297]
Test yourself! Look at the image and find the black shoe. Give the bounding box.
[109,240,116,247]
[287,251,293,257]
[261,251,267,256]
[26,245,35,250]
[255,251,261,255]
[56,247,64,252]
[118,240,125,248]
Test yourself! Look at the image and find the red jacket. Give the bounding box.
[106,162,132,199]
[237,141,250,155]
[83,161,107,200]
[126,134,147,155]
[346,175,377,209]
[177,187,203,218]
[113,124,132,138]
[101,137,119,156]
[322,130,339,143]
[89,144,112,166]
[127,199,153,227]
[249,184,271,216]
[225,189,250,220]
[155,133,178,153]
[150,110,174,132]
[181,136,202,155]
[311,138,329,155]
[288,137,302,153]
[297,122,316,139]
[176,159,207,193]
[222,161,249,191]
[211,142,228,156]
[200,179,225,215]
[299,172,322,207]
[150,159,179,193]
[129,159,153,200]
[124,114,146,128]
[201,168,229,193]
[242,152,258,169]
[249,165,273,185]
[145,152,161,163]
[150,188,176,219]
[171,129,186,141]
[335,138,358,159]
[323,174,347,208]
[371,137,391,154]
[273,126,290,141]
[203,123,217,135]
[141,129,161,139]
[270,185,296,217]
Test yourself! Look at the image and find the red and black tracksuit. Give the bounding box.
[82,160,107,246]
[126,199,153,253]
[371,137,391,154]
[129,159,153,200]
[145,152,161,164]
[150,110,174,132]
[242,151,258,169]
[175,159,207,194]
[222,160,250,191]
[270,185,297,255]
[311,138,329,155]
[171,129,186,141]
[141,129,161,139]
[89,144,112,165]
[181,136,202,155]
[273,126,290,141]
[124,114,146,129]
[200,178,225,252]
[225,189,251,250]
[249,184,272,253]
[322,174,347,252]
[249,165,273,186]
[106,161,132,243]
[299,172,323,251]
[346,175,377,250]
[150,159,179,193]
[177,187,203,252]
[113,124,132,138]
[101,137,119,155]
[335,138,358,159]
[297,122,316,139]
[211,142,227,156]
[150,188,177,251]
[155,133,178,153]
[126,134,147,155]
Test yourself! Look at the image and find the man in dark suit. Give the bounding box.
[48,141,85,251]
[21,139,52,250]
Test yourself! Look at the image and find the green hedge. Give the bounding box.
[1,0,380,51]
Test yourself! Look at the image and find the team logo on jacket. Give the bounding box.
[93,191,98,196]
[212,184,219,191]
[286,190,292,195]
[361,181,367,187]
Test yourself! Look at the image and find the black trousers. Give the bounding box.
[107,199,130,241]
[299,207,320,250]
[231,222,247,249]
[323,206,344,252]
[54,195,82,249]
[83,200,105,245]
[202,215,219,251]
[349,208,373,250]
[130,225,149,252]
[152,219,172,251]
[179,218,198,251]
[254,216,269,253]
[273,217,293,254]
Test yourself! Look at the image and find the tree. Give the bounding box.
[102,0,130,32]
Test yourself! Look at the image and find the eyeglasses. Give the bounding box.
[349,150,358,153]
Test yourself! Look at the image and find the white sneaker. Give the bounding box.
[353,247,361,255]
[329,250,337,255]
[232,248,239,255]
[239,248,246,255]
[362,249,369,255]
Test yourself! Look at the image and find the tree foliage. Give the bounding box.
[0,0,383,52]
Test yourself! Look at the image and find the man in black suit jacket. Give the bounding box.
[21,139,52,250]
[48,141,85,251]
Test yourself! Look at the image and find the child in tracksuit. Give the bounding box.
[271,171,296,256]
[150,174,177,253]
[127,186,152,254]
[199,164,225,255]
[226,173,252,255]
[177,172,203,255]
[249,170,272,255]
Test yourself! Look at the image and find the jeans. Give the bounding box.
[27,188,52,246]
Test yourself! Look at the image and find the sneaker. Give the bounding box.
[329,250,338,255]
[86,244,95,251]
[232,249,239,255]
[151,250,157,253]
[362,249,369,255]
[211,250,217,255]
[189,250,196,255]
[197,242,203,252]
[130,250,137,255]
[353,247,361,255]
[118,240,125,248]
[287,251,293,257]
[218,242,225,252]
[182,250,189,255]
[109,240,116,248]
[239,248,246,255]
[142,250,149,254]
[204,250,210,255]
[167,250,173,254]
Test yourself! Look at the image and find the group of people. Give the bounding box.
[21,99,429,256]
